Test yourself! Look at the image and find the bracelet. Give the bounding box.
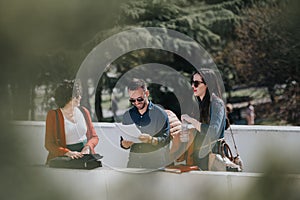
[148,136,152,144]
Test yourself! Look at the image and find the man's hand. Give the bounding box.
[139,133,152,143]
[165,110,182,137]
[121,140,134,148]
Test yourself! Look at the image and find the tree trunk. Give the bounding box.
[95,85,103,122]
[12,82,32,120]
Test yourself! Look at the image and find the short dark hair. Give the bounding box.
[127,78,147,91]
[54,80,82,108]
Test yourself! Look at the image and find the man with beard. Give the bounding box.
[120,78,171,169]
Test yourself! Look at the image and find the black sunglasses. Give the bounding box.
[191,80,205,87]
[129,97,144,103]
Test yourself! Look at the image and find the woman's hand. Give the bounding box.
[65,151,83,159]
[81,146,90,154]
[181,114,201,131]
[181,114,194,124]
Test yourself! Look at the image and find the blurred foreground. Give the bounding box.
[1,122,299,200]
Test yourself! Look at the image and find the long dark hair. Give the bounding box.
[191,69,223,124]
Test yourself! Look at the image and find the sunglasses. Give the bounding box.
[129,97,144,103]
[191,80,205,87]
[72,93,81,99]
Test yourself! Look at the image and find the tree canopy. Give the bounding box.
[1,0,298,125]
[89,0,299,124]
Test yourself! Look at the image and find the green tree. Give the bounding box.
[0,0,123,120]
[215,0,299,124]
[90,0,295,122]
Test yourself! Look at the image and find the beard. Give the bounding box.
[136,101,147,110]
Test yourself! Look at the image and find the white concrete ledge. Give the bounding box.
[229,124,300,132]
[11,121,300,173]
[8,121,300,200]
[30,166,300,200]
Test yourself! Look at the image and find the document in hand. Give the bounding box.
[115,123,142,143]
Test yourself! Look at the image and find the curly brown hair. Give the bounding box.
[54,80,82,108]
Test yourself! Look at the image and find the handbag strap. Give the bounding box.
[208,138,223,153]
[55,109,61,145]
[228,125,239,157]
[220,141,233,161]
[78,106,89,127]
[78,106,92,140]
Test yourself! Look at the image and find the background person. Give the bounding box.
[245,102,255,125]
[120,78,171,168]
[226,103,235,125]
[45,80,99,164]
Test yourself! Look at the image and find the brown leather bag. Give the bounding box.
[164,164,199,174]
[208,139,242,172]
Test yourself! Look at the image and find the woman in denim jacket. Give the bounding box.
[181,69,226,170]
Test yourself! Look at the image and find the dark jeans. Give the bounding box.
[67,141,86,152]
[193,132,224,170]
[194,154,209,170]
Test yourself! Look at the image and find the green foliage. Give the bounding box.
[116,0,243,50]
[1,0,297,125]
[90,0,298,124]
[215,0,299,125]
[0,0,123,120]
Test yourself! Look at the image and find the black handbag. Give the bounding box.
[49,154,103,169]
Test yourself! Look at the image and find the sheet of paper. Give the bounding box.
[115,123,142,143]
